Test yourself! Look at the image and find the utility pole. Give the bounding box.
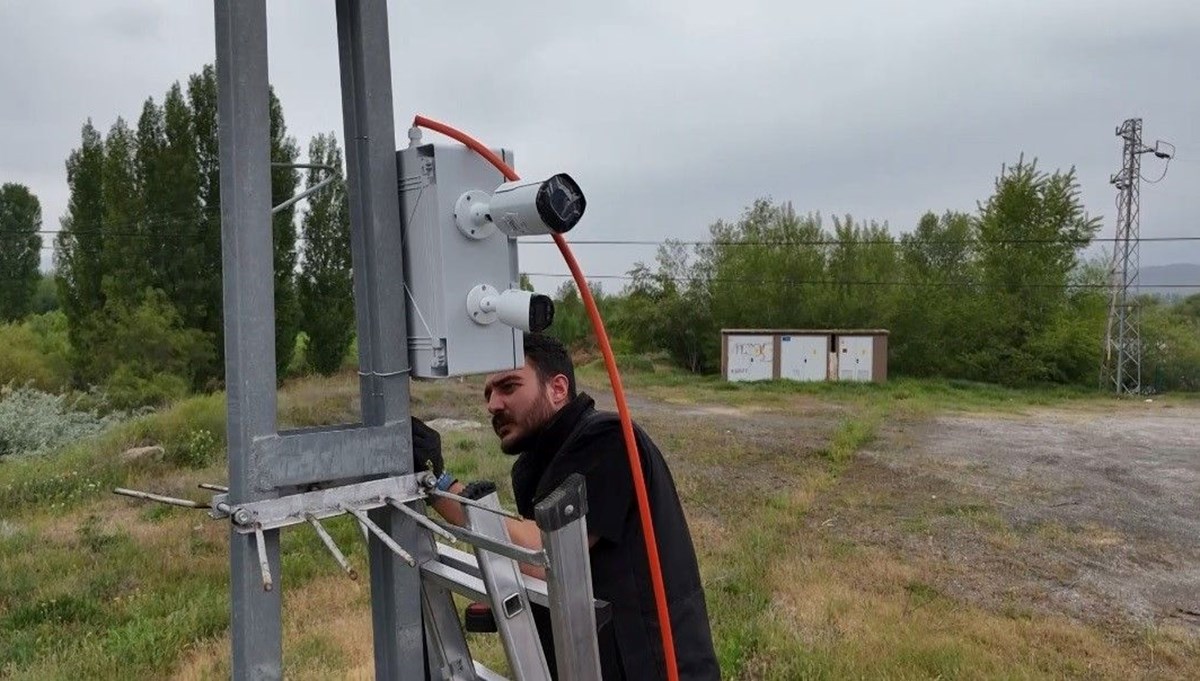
[1103,118,1172,395]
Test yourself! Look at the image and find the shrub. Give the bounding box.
[86,290,215,407]
[0,312,71,391]
[101,367,190,412]
[0,385,123,459]
[175,428,219,469]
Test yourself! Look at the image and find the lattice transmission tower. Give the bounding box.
[1103,118,1172,394]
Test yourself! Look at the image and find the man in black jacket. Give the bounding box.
[413,333,720,680]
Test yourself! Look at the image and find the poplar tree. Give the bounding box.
[0,184,43,321]
[298,133,354,375]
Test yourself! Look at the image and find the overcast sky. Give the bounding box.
[3,0,1198,293]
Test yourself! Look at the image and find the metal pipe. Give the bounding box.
[272,175,336,214]
[199,483,230,492]
[305,514,358,580]
[426,488,524,521]
[387,497,457,543]
[113,488,208,509]
[430,519,548,567]
[272,162,335,171]
[343,505,416,567]
[253,524,274,591]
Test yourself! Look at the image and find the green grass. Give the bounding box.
[819,413,881,465]
[579,359,1118,413]
[3,368,1197,678]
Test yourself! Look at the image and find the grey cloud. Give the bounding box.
[2,0,1197,278]
[95,3,167,40]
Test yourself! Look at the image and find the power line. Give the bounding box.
[6,270,1198,292]
[521,236,1200,246]
[20,231,1200,246]
[1141,158,1171,184]
[520,271,1200,290]
[8,270,1198,290]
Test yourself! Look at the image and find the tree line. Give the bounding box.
[547,160,1200,390]
[4,70,1198,400]
[48,65,355,406]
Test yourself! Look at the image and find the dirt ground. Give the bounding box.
[854,402,1200,635]
[595,390,1200,641]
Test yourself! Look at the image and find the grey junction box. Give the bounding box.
[398,143,525,378]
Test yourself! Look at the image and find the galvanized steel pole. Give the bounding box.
[214,0,283,676]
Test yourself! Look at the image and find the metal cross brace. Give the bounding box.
[220,474,427,532]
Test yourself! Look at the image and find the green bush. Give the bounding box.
[0,385,123,459]
[86,290,215,408]
[1144,302,1200,392]
[286,331,313,378]
[101,368,190,412]
[0,312,71,391]
[615,354,655,373]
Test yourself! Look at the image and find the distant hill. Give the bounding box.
[1141,263,1200,299]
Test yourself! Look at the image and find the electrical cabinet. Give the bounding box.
[779,335,828,382]
[724,334,775,382]
[837,335,875,382]
[397,143,523,378]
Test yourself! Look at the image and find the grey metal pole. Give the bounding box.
[334,1,422,677]
[214,0,283,678]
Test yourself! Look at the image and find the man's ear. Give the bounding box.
[548,373,571,407]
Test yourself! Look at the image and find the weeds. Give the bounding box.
[819,413,880,465]
[176,429,219,469]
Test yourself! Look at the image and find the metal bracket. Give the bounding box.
[225,474,425,533]
[114,473,440,591]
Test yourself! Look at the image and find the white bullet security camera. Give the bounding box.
[454,173,586,239]
[466,285,555,333]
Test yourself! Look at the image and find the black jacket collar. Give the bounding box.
[511,392,595,517]
[522,392,595,461]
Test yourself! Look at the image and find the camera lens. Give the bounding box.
[528,294,555,333]
[534,174,586,234]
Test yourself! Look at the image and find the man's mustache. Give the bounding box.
[492,413,513,432]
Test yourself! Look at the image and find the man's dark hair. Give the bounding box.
[523,333,577,399]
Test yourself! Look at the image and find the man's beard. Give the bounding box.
[494,391,557,455]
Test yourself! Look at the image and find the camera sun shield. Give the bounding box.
[487,173,586,237]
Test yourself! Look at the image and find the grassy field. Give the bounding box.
[1,367,1197,679]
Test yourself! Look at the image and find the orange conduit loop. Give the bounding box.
[412,115,681,681]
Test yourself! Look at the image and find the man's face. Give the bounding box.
[483,362,558,454]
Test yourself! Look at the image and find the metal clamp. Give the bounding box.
[224,475,425,533]
[114,475,459,591]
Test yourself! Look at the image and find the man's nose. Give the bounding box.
[486,393,503,414]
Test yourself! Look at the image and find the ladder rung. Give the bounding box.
[421,560,488,603]
[431,520,547,567]
[434,543,611,630]
[437,543,551,606]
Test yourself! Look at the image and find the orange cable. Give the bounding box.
[413,114,680,681]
